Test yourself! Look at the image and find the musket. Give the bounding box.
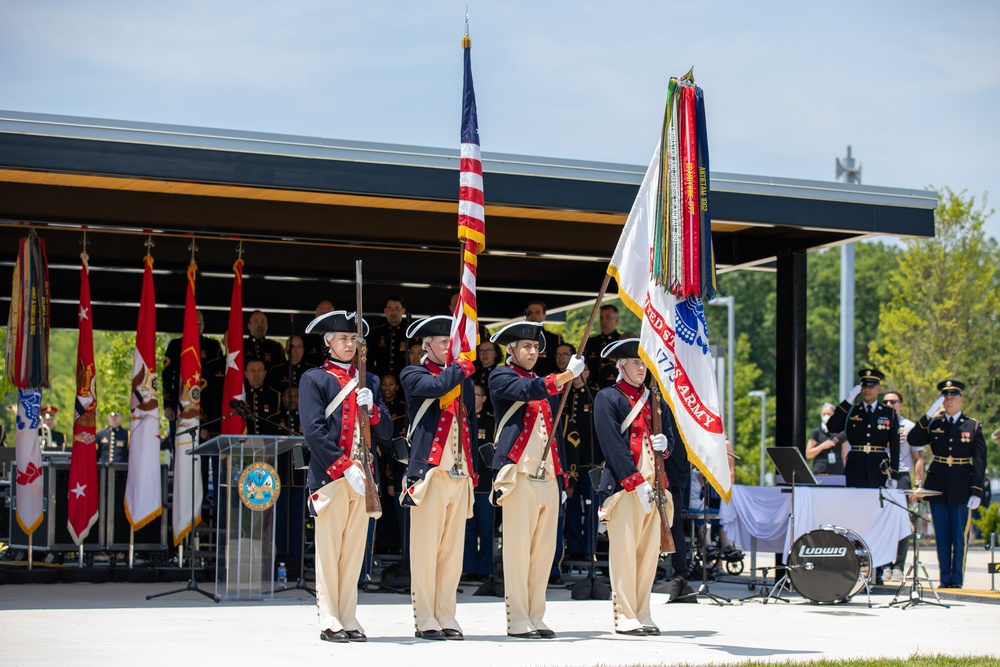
[650,383,676,555]
[355,260,382,516]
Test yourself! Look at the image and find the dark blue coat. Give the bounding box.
[399,359,478,484]
[488,365,567,479]
[908,413,987,505]
[827,400,900,488]
[299,366,392,491]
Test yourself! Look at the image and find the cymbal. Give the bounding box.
[908,487,942,498]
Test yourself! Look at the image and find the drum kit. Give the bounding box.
[743,486,946,608]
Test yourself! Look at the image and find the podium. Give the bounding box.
[193,435,305,601]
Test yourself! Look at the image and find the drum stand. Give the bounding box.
[887,493,948,609]
[766,470,800,603]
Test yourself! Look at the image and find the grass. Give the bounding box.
[617,657,1000,667]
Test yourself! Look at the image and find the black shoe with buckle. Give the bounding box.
[320,629,349,643]
[346,630,367,642]
[507,630,541,639]
[442,628,464,640]
[415,629,446,640]
[616,627,647,636]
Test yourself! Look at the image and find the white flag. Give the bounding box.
[609,142,731,501]
[14,388,44,535]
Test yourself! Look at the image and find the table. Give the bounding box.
[719,485,912,567]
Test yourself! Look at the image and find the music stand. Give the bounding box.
[765,446,819,603]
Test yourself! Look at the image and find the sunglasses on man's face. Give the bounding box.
[883,399,899,405]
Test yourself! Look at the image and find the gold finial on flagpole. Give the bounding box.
[188,237,199,262]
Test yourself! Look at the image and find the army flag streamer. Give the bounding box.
[67,255,99,543]
[444,29,484,408]
[608,73,730,502]
[7,234,50,535]
[126,253,162,530]
[221,257,246,435]
[172,260,204,545]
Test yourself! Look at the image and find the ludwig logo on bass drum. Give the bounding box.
[798,545,847,558]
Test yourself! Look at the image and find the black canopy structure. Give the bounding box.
[0,110,937,445]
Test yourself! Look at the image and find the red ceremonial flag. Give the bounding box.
[172,260,203,545]
[67,259,99,544]
[221,258,246,435]
[125,254,162,530]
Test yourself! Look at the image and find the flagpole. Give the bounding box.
[129,529,135,569]
[457,239,468,475]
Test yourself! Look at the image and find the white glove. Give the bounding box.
[343,465,366,495]
[844,383,862,403]
[650,433,670,453]
[636,481,654,514]
[561,490,567,505]
[566,355,586,378]
[356,387,374,412]
[926,395,945,419]
[885,478,898,490]
[968,496,981,510]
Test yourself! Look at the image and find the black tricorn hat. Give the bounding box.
[406,315,453,339]
[937,379,965,396]
[857,368,885,386]
[304,310,369,336]
[600,338,641,360]
[491,322,546,352]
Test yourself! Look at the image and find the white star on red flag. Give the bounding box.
[71,482,87,499]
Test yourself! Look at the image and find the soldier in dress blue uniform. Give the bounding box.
[96,411,129,464]
[592,339,675,636]
[398,315,478,640]
[244,310,285,372]
[299,310,392,643]
[266,335,316,396]
[368,296,411,381]
[243,359,283,435]
[826,368,900,489]
[488,321,584,639]
[907,380,987,589]
[583,304,624,391]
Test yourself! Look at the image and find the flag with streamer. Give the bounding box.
[609,73,729,501]
[221,258,246,435]
[125,254,162,530]
[172,260,203,545]
[444,31,484,408]
[7,234,50,536]
[67,258,99,544]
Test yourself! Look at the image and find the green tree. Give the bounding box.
[730,333,776,485]
[870,187,1000,448]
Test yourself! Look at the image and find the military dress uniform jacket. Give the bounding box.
[907,413,987,505]
[398,358,478,487]
[162,335,224,412]
[487,364,567,482]
[593,382,675,497]
[299,365,392,492]
[583,331,623,391]
[267,360,316,394]
[96,426,129,464]
[562,382,596,491]
[244,335,285,371]
[827,400,900,488]
[244,383,284,435]
[368,321,411,380]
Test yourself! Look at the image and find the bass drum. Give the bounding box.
[788,525,872,603]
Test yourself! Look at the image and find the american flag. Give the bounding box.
[447,33,484,375]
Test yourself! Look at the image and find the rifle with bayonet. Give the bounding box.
[355,259,382,516]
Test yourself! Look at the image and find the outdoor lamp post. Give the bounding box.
[747,390,767,486]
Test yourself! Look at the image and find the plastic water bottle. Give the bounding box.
[277,562,288,589]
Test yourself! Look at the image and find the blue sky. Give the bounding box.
[3,1,998,240]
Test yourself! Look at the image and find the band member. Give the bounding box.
[826,368,900,489]
[398,316,477,640]
[907,380,987,589]
[593,339,674,636]
[96,411,129,464]
[299,310,391,643]
[488,322,584,639]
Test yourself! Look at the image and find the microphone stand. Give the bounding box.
[147,409,238,603]
[883,489,948,609]
[235,402,316,597]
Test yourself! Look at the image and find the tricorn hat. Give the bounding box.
[406,315,453,339]
[937,379,965,396]
[857,368,885,386]
[304,310,368,336]
[491,322,547,352]
[600,338,641,360]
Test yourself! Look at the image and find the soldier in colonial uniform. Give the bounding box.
[96,411,129,464]
[300,310,391,643]
[368,296,411,381]
[583,304,623,391]
[593,339,674,636]
[826,368,900,489]
[488,322,583,639]
[907,380,987,589]
[244,310,285,372]
[243,359,283,435]
[398,316,477,640]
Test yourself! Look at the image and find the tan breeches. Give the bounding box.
[314,478,369,632]
[500,472,559,634]
[605,489,660,631]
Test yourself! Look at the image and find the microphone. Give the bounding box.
[229,399,247,410]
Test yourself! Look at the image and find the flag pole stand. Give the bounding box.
[129,529,135,569]
[78,544,84,568]
[147,426,219,603]
[28,534,33,571]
